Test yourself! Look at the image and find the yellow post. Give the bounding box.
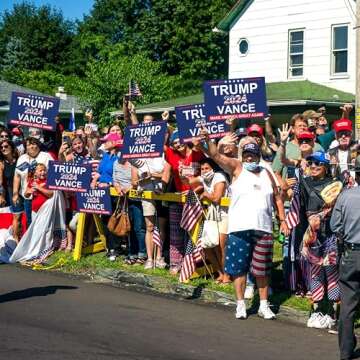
[73,188,230,261]
[73,212,86,261]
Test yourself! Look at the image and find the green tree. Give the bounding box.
[1,37,29,73]
[77,0,236,80]
[138,0,235,79]
[77,49,177,126]
[0,2,75,73]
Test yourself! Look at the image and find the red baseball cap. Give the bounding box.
[333,118,352,133]
[11,127,23,136]
[298,131,315,140]
[246,124,264,136]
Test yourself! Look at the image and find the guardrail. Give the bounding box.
[73,189,230,261]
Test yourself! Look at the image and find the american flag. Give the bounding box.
[180,190,203,232]
[152,224,162,249]
[179,235,204,282]
[285,181,301,229]
[128,80,142,98]
[129,159,145,168]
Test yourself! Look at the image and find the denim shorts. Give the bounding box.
[10,196,24,214]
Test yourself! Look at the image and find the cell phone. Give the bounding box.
[63,135,71,144]
[287,166,296,179]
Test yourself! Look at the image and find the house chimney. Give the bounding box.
[55,86,67,100]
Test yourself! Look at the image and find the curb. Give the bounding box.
[92,268,309,325]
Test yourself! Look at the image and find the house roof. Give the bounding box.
[215,0,251,33]
[215,0,356,33]
[0,80,83,114]
[110,80,354,116]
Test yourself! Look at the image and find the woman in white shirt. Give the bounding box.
[131,157,171,270]
[190,158,230,284]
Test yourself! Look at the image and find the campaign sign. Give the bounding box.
[203,77,268,121]
[121,121,167,159]
[76,188,112,215]
[175,103,230,142]
[7,92,60,131]
[46,161,91,192]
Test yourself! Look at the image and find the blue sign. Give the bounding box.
[46,161,92,192]
[121,121,167,159]
[175,103,230,143]
[203,77,268,121]
[76,188,112,215]
[7,92,60,131]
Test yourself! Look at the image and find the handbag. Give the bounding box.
[201,204,221,249]
[107,196,131,236]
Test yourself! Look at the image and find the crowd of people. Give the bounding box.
[0,100,359,335]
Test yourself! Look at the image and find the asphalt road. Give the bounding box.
[0,265,340,360]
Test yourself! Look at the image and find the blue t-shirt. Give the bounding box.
[98,152,119,184]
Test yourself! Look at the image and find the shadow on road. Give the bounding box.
[0,285,77,303]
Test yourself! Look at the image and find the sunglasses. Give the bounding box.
[299,138,313,144]
[338,131,351,137]
[307,160,326,167]
[0,144,9,150]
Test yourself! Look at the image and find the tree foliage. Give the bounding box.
[0,2,74,73]
[77,48,178,126]
[0,0,237,125]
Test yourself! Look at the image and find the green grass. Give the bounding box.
[46,245,311,314]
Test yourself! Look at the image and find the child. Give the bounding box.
[24,163,53,214]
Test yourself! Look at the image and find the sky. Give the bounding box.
[0,0,95,21]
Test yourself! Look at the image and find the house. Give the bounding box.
[110,0,356,124]
[0,80,83,126]
[215,0,356,94]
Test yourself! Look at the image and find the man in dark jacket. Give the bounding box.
[330,156,360,360]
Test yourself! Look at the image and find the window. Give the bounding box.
[331,24,348,75]
[238,38,249,56]
[288,29,304,78]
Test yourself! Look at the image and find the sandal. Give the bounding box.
[136,257,146,265]
[124,258,137,265]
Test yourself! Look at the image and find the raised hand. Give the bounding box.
[199,125,210,142]
[161,111,170,122]
[278,123,292,144]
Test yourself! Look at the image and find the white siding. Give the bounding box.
[228,0,356,94]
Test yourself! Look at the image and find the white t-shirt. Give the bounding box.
[15,151,53,197]
[137,157,166,191]
[200,172,229,217]
[227,168,274,234]
[337,149,349,173]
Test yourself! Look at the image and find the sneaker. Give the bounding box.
[258,302,276,320]
[109,249,117,262]
[324,315,337,332]
[155,257,167,269]
[144,259,154,270]
[244,285,255,300]
[307,312,328,329]
[235,303,247,319]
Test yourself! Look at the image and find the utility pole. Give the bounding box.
[356,0,360,140]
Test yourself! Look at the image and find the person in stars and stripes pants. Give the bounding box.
[200,130,289,321]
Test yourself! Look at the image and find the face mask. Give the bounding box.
[202,170,215,182]
[243,162,261,173]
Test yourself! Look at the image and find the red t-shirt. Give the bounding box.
[28,179,49,212]
[165,147,205,192]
